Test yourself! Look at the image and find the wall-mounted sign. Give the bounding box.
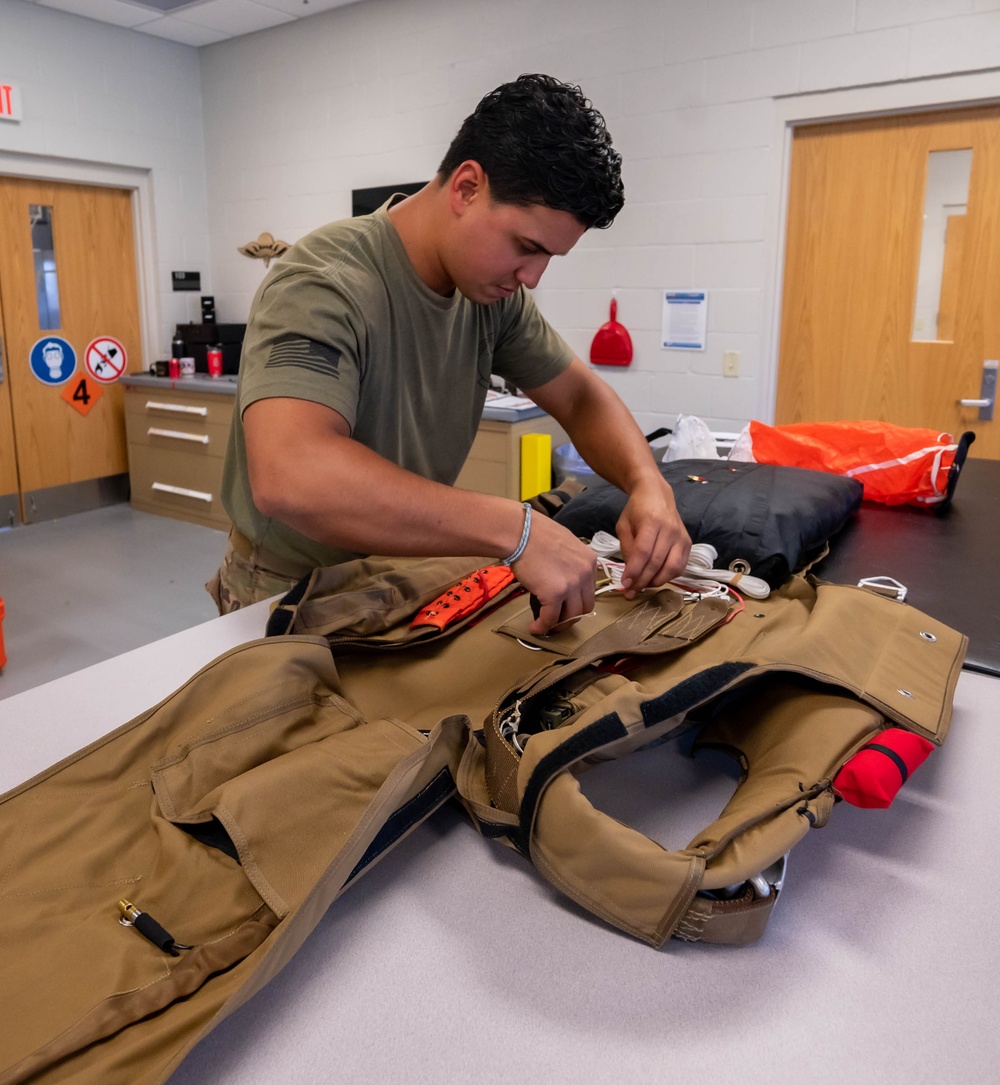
[171,271,201,292]
[661,290,708,351]
[84,336,127,383]
[61,376,103,417]
[0,83,22,123]
[29,336,76,385]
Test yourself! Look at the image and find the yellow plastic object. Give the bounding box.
[520,433,552,500]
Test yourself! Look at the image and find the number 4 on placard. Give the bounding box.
[61,376,103,416]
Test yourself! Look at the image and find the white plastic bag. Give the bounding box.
[664,414,720,461]
[727,423,755,462]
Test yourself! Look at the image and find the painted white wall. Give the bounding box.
[6,0,1000,434]
[198,0,1000,435]
[0,0,209,363]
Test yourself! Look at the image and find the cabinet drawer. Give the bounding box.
[125,416,230,459]
[465,427,510,464]
[455,456,512,499]
[128,445,229,530]
[125,387,235,429]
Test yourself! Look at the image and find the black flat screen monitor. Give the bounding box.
[351,182,426,216]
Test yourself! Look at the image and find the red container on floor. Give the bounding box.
[0,596,6,669]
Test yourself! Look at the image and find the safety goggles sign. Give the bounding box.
[84,337,127,383]
[29,337,76,385]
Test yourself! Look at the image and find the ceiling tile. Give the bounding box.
[169,0,296,34]
[35,0,163,28]
[29,0,371,45]
[251,0,358,17]
[134,14,232,44]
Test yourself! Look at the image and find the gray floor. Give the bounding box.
[0,504,227,700]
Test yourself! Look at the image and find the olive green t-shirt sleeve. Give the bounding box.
[237,268,366,433]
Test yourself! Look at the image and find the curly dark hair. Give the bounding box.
[437,74,624,230]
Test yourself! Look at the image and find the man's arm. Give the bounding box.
[523,357,691,595]
[243,396,598,633]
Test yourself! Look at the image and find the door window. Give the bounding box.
[911,149,972,342]
[30,203,61,330]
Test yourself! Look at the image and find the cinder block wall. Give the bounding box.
[0,0,210,357]
[5,0,1000,433]
[199,0,1000,433]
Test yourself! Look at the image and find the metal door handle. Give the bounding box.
[960,360,997,421]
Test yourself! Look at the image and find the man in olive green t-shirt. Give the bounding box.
[212,74,690,635]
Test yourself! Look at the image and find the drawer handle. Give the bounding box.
[151,482,213,503]
[147,427,210,445]
[145,400,208,416]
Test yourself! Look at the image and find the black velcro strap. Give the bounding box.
[344,768,455,886]
[863,742,909,784]
[640,661,756,728]
[265,573,314,636]
[514,714,628,856]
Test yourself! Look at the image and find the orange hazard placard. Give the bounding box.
[61,376,103,416]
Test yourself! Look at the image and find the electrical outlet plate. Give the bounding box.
[722,351,740,378]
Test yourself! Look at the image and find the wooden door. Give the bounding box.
[777,106,1000,459]
[0,177,142,516]
[0,340,19,525]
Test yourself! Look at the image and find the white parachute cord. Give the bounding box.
[588,535,770,599]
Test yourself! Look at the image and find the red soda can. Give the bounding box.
[207,345,223,377]
[168,356,180,379]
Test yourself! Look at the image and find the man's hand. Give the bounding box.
[614,476,691,598]
[522,359,691,604]
[508,513,598,635]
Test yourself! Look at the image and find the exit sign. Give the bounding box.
[0,83,22,123]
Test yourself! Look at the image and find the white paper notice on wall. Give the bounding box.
[0,83,22,123]
[662,290,707,351]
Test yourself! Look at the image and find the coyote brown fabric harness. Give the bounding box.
[0,556,966,1084]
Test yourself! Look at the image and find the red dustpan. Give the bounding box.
[590,297,633,366]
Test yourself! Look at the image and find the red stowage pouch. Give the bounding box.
[833,728,935,808]
[409,566,515,632]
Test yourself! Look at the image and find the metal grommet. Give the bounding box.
[897,688,914,699]
[754,613,766,619]
[920,631,937,642]
[729,559,751,575]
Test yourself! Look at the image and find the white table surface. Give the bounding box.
[2,603,997,1085]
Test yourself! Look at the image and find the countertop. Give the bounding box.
[123,373,551,421]
[123,373,239,395]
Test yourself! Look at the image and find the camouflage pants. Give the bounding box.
[205,532,304,615]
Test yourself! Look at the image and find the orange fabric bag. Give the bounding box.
[739,420,970,507]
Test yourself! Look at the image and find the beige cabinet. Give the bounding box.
[123,377,235,531]
[455,413,567,500]
[123,381,564,528]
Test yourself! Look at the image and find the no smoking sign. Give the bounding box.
[84,337,127,383]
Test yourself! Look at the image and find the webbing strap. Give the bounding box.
[673,886,778,945]
[484,594,731,816]
[265,570,317,636]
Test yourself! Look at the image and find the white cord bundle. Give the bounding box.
[588,533,770,599]
[679,542,770,599]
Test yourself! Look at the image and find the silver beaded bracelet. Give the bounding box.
[500,502,533,566]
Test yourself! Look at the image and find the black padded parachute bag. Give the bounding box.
[553,459,863,589]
